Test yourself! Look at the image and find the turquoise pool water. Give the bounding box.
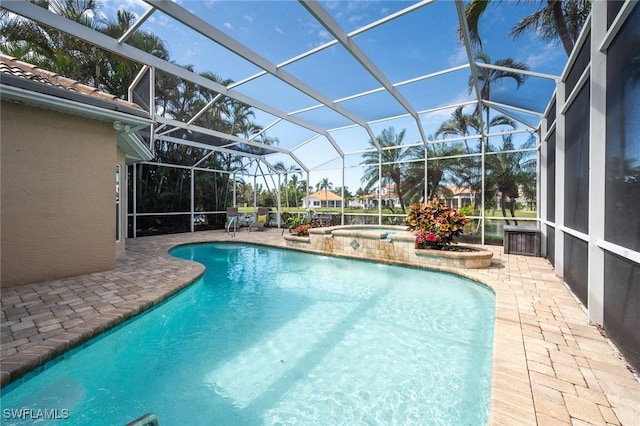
[2,244,495,425]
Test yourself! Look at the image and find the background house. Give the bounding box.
[439,185,473,210]
[349,184,401,210]
[303,190,343,209]
[0,55,152,287]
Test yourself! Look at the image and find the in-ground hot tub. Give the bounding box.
[283,224,493,269]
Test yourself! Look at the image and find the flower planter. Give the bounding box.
[282,226,493,269]
[414,245,493,268]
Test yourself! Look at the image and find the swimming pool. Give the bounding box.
[1,243,495,425]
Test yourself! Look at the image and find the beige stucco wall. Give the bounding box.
[1,101,117,287]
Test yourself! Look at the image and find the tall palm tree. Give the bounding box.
[98,10,169,98]
[485,134,537,224]
[403,141,465,203]
[194,71,234,132]
[360,127,411,213]
[435,106,480,154]
[435,107,516,209]
[290,173,301,207]
[1,1,170,98]
[462,0,591,56]
[1,0,102,83]
[273,162,298,208]
[247,132,280,205]
[472,51,529,132]
[316,178,333,208]
[435,106,516,152]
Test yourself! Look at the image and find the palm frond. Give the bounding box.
[460,0,490,47]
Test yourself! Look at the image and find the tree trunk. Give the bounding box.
[285,178,289,208]
[548,0,574,55]
[509,197,518,226]
[501,193,511,225]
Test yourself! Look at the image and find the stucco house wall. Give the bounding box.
[1,102,118,286]
[0,54,152,287]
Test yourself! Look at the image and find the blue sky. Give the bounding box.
[99,0,566,191]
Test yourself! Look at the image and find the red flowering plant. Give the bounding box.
[292,224,311,236]
[406,200,470,249]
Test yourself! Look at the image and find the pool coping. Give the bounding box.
[1,229,639,425]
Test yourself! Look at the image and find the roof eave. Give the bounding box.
[0,81,151,124]
[118,132,153,163]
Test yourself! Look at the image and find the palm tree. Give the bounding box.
[1,0,102,84]
[273,162,299,208]
[193,71,234,132]
[317,178,333,208]
[96,10,169,97]
[435,106,480,154]
[484,134,537,225]
[1,1,170,98]
[472,51,529,132]
[435,106,516,152]
[435,107,516,209]
[290,174,301,207]
[462,0,591,57]
[360,127,412,213]
[403,141,465,203]
[246,132,279,205]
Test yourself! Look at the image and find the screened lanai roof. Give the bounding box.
[3,0,564,182]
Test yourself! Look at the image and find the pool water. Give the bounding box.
[1,244,495,425]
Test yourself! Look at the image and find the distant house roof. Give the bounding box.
[357,193,396,200]
[443,185,471,197]
[308,190,342,201]
[0,54,153,162]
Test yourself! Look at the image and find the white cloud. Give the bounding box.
[148,14,173,28]
[318,29,331,40]
[525,42,564,71]
[348,15,363,24]
[448,45,468,67]
[99,0,147,19]
[492,85,509,95]
[243,15,254,23]
[324,1,339,10]
[275,26,284,35]
[346,1,361,11]
[420,91,476,134]
[223,22,232,30]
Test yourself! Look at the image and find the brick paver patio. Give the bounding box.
[1,229,638,425]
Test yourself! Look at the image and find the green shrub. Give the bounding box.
[287,215,308,232]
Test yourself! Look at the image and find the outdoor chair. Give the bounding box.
[249,207,270,232]
[226,207,238,237]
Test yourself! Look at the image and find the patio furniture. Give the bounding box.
[249,207,270,232]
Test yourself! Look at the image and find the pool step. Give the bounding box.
[125,413,159,426]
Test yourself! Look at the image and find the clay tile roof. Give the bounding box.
[308,190,343,201]
[0,54,143,111]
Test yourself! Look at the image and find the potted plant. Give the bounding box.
[406,200,469,250]
[287,215,305,233]
[292,224,311,236]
